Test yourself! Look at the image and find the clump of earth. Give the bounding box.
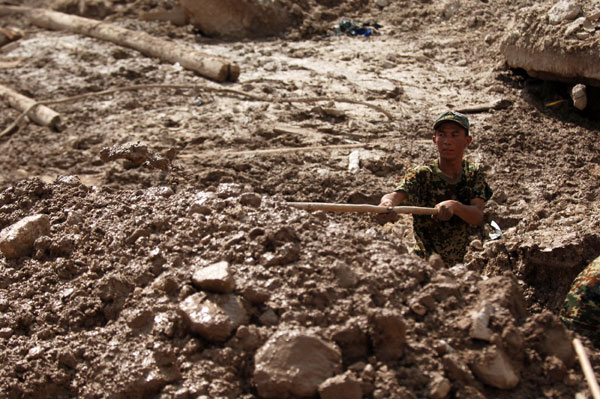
[0,0,599,398]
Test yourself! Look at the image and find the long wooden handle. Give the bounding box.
[573,338,600,399]
[288,202,438,215]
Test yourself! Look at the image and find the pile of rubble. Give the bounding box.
[0,177,591,398]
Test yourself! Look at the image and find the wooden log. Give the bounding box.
[288,202,438,215]
[25,7,239,82]
[0,83,63,130]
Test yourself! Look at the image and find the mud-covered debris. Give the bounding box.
[470,346,520,389]
[191,260,235,294]
[179,292,249,342]
[254,329,342,399]
[318,370,363,399]
[99,143,171,170]
[0,214,50,258]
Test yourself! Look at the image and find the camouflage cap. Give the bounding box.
[433,110,470,135]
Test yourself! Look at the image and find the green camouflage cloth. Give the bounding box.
[560,256,600,346]
[395,160,492,265]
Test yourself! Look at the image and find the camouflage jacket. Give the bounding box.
[560,256,600,346]
[395,160,493,265]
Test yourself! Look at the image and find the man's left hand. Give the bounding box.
[435,200,455,221]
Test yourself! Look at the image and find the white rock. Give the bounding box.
[469,303,494,341]
[348,150,361,173]
[548,1,581,25]
[571,84,587,110]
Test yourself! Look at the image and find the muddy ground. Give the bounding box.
[0,0,599,398]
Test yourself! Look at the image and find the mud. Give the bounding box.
[0,0,599,398]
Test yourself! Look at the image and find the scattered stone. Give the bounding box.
[548,1,581,25]
[260,242,300,266]
[429,373,452,399]
[216,182,243,198]
[429,253,445,270]
[319,371,363,399]
[240,192,262,207]
[254,329,342,399]
[331,318,369,362]
[179,293,249,342]
[240,285,270,305]
[191,260,235,294]
[369,308,406,361]
[124,308,154,329]
[471,347,519,389]
[0,214,50,259]
[258,308,279,326]
[334,261,359,288]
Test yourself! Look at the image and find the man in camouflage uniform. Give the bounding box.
[560,256,600,346]
[379,111,493,265]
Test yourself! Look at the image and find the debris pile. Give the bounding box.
[0,178,593,398]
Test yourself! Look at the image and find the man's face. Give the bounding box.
[432,121,472,162]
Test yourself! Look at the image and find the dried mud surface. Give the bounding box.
[1,0,600,398]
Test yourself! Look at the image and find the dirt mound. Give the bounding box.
[0,177,593,398]
[501,2,600,86]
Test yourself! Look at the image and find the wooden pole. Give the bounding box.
[573,338,600,399]
[0,83,62,131]
[23,7,239,82]
[288,202,438,215]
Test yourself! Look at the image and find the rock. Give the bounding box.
[258,308,279,326]
[570,84,587,110]
[348,150,361,173]
[180,0,294,39]
[526,311,576,367]
[369,309,406,361]
[469,303,494,341]
[240,192,262,207]
[470,347,519,389]
[429,373,452,399]
[191,261,235,294]
[476,275,527,320]
[334,261,358,288]
[0,214,50,259]
[179,293,249,342]
[548,1,581,25]
[319,371,362,399]
[254,329,342,399]
[331,318,369,362]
